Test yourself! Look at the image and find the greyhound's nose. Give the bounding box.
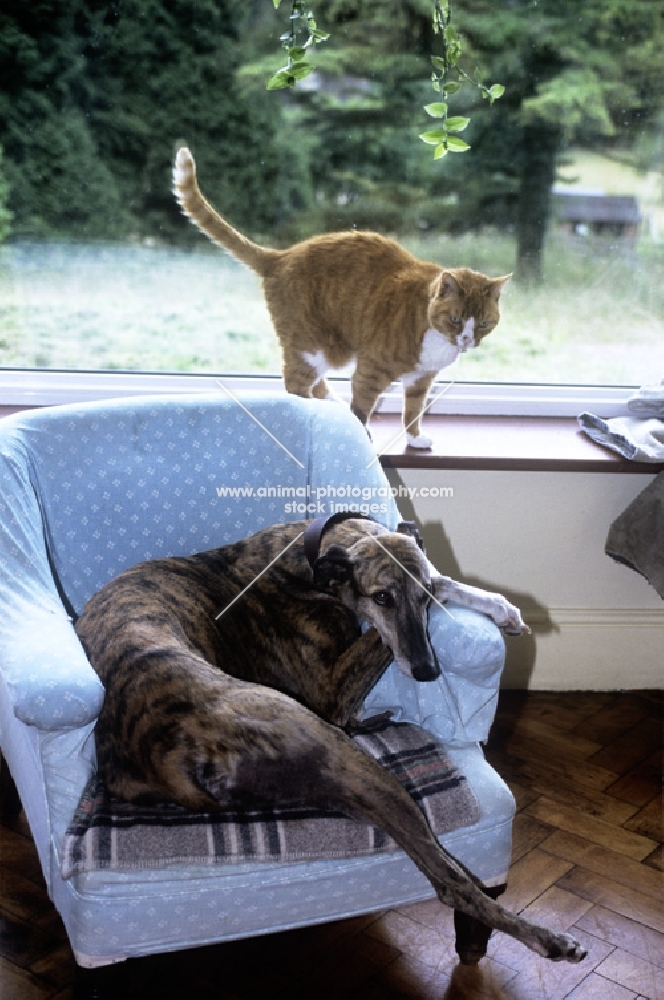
[412,660,441,682]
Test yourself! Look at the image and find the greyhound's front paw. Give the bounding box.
[490,598,530,636]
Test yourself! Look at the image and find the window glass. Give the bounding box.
[0,1,661,385]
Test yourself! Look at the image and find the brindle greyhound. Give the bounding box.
[75,513,586,965]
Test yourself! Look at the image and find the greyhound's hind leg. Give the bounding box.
[306,723,587,964]
[202,682,586,964]
[454,885,506,964]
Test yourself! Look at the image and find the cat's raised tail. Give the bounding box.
[173,146,280,276]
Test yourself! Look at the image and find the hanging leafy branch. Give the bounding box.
[265,1,504,159]
[267,0,329,91]
[420,0,504,158]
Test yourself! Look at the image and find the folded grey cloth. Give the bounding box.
[578,412,664,463]
[628,380,664,417]
[606,472,664,599]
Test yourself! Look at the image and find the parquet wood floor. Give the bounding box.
[1,691,661,999]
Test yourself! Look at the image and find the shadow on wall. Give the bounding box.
[393,491,555,688]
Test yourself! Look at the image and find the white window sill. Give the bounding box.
[2,371,656,473]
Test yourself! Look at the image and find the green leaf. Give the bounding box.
[273,0,282,8]
[267,68,294,90]
[288,61,314,81]
[288,46,307,61]
[444,25,458,43]
[488,83,505,101]
[424,102,448,118]
[434,143,448,159]
[431,56,446,72]
[445,116,470,132]
[441,81,460,96]
[419,128,448,145]
[447,42,461,65]
[446,136,470,152]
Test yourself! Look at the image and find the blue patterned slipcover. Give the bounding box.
[0,394,514,967]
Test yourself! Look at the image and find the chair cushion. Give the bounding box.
[61,723,479,877]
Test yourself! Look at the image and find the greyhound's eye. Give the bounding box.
[372,591,394,607]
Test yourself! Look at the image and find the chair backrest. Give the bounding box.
[0,394,400,616]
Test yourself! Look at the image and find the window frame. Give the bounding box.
[0,369,636,419]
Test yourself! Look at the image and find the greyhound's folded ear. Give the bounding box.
[397,521,425,551]
[313,544,354,590]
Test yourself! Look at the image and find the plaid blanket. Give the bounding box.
[61,723,479,878]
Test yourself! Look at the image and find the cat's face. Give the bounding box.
[427,268,511,351]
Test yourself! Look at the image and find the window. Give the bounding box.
[0,1,661,406]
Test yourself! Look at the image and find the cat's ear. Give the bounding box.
[435,272,460,299]
[490,274,512,300]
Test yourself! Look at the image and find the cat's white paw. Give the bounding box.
[406,432,433,450]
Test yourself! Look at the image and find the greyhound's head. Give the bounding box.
[312,521,440,682]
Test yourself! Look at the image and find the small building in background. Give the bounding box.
[554,192,641,242]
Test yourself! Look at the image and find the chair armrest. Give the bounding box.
[0,597,104,731]
[363,603,504,745]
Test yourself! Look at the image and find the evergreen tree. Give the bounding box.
[0,0,289,239]
[451,0,663,281]
[248,0,662,279]
[239,0,454,237]
[0,145,11,244]
[0,0,659,261]
[0,1,129,237]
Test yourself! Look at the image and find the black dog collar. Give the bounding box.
[303,511,377,570]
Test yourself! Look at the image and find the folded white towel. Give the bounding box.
[628,379,664,417]
[578,412,664,463]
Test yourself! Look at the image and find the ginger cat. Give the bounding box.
[173,146,510,449]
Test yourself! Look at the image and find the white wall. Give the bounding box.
[384,469,663,690]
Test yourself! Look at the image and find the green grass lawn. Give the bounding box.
[1,230,662,386]
[0,243,281,374]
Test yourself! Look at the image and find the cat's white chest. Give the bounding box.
[401,328,460,387]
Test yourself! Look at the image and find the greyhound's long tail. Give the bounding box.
[172,146,281,277]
